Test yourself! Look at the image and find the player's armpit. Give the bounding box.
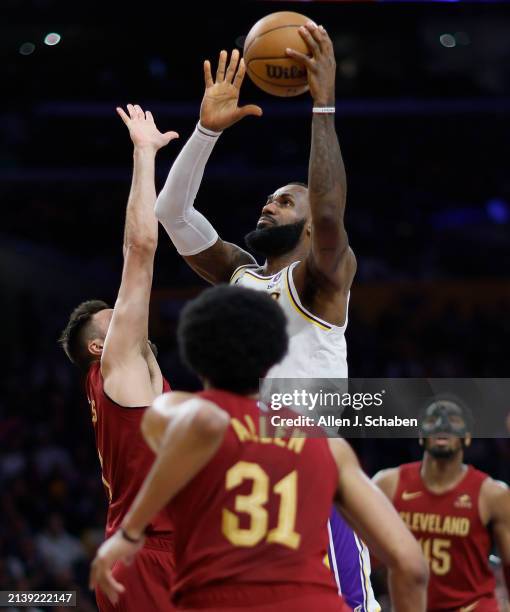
[183,238,256,284]
[328,438,428,612]
[102,355,157,408]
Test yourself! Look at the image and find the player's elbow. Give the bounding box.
[154,194,175,224]
[190,403,230,440]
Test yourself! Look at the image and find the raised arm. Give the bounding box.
[101,105,179,405]
[154,50,260,284]
[287,23,356,294]
[329,439,428,611]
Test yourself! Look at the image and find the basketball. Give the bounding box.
[243,11,311,97]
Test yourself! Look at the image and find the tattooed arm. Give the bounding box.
[287,22,356,298]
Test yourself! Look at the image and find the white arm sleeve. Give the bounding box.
[155,122,221,256]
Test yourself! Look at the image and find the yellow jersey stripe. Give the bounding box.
[285,267,331,331]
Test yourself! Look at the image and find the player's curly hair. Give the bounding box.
[178,285,288,394]
[59,299,110,371]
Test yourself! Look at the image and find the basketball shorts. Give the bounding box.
[95,535,175,611]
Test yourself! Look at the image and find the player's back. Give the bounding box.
[85,361,173,539]
[394,461,497,611]
[169,389,347,611]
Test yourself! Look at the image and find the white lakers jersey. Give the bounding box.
[230,261,348,379]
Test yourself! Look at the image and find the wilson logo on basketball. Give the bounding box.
[454,494,472,509]
[265,64,307,80]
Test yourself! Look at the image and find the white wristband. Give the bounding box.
[313,106,335,114]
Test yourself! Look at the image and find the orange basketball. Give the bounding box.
[243,11,311,97]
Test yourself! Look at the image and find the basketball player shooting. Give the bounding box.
[374,399,510,611]
[59,105,179,611]
[90,285,428,612]
[153,21,377,610]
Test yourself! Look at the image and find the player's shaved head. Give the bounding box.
[59,299,111,371]
[178,285,288,394]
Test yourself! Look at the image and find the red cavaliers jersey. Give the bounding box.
[85,361,173,538]
[394,461,497,611]
[168,389,340,605]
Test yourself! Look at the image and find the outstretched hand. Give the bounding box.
[200,49,263,132]
[117,104,179,152]
[89,530,145,604]
[286,22,336,107]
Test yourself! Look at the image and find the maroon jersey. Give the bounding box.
[394,461,497,611]
[168,389,341,606]
[86,361,173,538]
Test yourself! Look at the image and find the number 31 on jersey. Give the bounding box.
[222,461,301,550]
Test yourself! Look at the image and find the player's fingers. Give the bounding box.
[145,110,155,122]
[134,104,144,119]
[318,25,334,53]
[225,49,240,84]
[116,107,130,125]
[102,570,125,604]
[216,50,228,82]
[305,21,325,52]
[127,104,136,119]
[285,48,312,68]
[233,57,246,89]
[163,131,180,142]
[298,25,320,58]
[237,104,263,120]
[204,60,214,88]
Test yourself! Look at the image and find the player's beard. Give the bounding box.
[244,219,306,257]
[425,440,463,459]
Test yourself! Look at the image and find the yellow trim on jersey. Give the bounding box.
[284,268,331,331]
[357,534,378,612]
[229,264,259,285]
[243,270,274,282]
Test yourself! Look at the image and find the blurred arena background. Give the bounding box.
[1,0,510,608]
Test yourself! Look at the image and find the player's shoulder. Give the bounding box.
[372,466,400,499]
[229,262,260,284]
[480,475,509,500]
[479,476,510,521]
[372,466,400,484]
[373,461,422,501]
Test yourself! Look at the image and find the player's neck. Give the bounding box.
[421,452,467,493]
[262,243,309,276]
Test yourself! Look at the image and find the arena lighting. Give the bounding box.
[44,32,61,46]
[486,199,509,224]
[440,33,457,48]
[19,42,35,56]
